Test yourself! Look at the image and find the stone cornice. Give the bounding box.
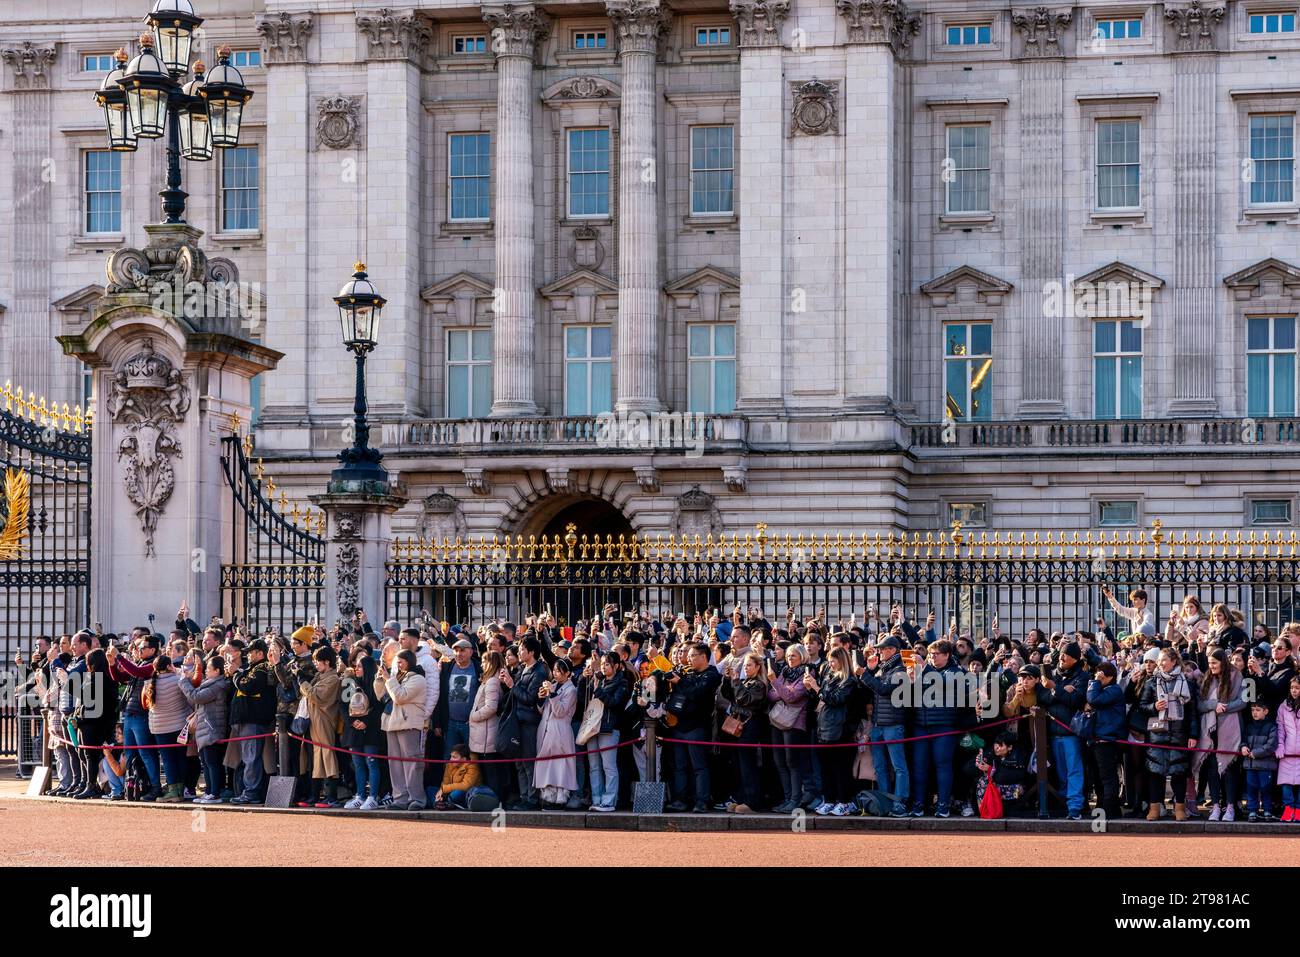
[728,0,789,49]
[355,7,433,64]
[1,40,57,91]
[483,4,552,60]
[835,0,920,53]
[606,0,673,57]
[256,11,314,65]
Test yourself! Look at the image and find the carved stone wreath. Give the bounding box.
[316,95,361,150]
[106,339,191,557]
[556,76,611,100]
[790,79,839,137]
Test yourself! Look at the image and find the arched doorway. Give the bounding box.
[536,497,635,541]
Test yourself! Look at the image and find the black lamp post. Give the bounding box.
[97,0,253,224]
[331,263,389,486]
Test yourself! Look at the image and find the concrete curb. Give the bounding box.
[11,793,1300,835]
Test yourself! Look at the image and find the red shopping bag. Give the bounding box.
[978,767,1003,819]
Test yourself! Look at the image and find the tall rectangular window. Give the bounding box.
[1096,119,1141,209]
[1249,114,1295,205]
[1247,316,1297,417]
[221,145,259,231]
[1251,12,1296,33]
[1094,18,1142,39]
[565,326,612,415]
[449,132,491,221]
[1093,320,1143,419]
[688,323,736,413]
[946,24,991,45]
[446,328,492,418]
[689,125,734,215]
[945,124,990,214]
[452,35,487,53]
[567,128,610,218]
[695,26,731,46]
[944,322,992,421]
[85,150,122,234]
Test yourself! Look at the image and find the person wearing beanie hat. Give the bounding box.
[1037,639,1088,819]
[270,627,317,802]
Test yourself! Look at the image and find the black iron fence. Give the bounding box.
[385,521,1300,637]
[218,435,326,635]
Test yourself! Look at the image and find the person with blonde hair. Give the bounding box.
[720,651,769,813]
[1137,647,1199,820]
[765,642,812,813]
[469,650,505,802]
[1165,595,1209,649]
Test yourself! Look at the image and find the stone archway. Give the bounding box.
[516,493,635,541]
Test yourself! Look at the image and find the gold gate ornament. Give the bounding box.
[0,466,30,560]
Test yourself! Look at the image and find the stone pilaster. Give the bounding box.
[485,4,550,417]
[1165,2,1225,414]
[1012,8,1071,417]
[730,0,788,413]
[312,487,408,623]
[256,11,314,64]
[608,0,670,413]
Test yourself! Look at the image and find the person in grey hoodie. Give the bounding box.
[177,652,232,804]
[147,655,191,802]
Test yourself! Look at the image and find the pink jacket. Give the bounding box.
[1274,702,1300,786]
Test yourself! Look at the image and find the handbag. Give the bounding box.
[1070,709,1096,742]
[768,699,802,731]
[576,696,605,745]
[978,767,1004,819]
[290,695,310,737]
[496,694,523,759]
[721,713,746,737]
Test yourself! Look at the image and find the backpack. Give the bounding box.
[466,785,500,812]
[853,788,897,817]
[348,690,370,718]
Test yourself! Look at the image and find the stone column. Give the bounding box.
[311,487,408,626]
[1011,7,1072,418]
[609,0,670,413]
[485,4,550,417]
[57,225,282,625]
[837,1,918,411]
[731,0,789,413]
[1164,2,1224,415]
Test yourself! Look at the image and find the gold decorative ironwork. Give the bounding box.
[2,380,89,434]
[0,466,31,560]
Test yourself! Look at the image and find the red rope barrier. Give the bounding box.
[661,715,1022,749]
[50,731,275,750]
[1047,715,1253,756]
[285,732,635,765]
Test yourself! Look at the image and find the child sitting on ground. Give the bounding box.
[434,745,482,809]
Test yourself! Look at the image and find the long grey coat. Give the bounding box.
[177,674,232,748]
[469,674,501,754]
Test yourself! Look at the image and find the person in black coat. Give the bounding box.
[73,646,119,799]
[1249,640,1298,715]
[664,642,722,813]
[501,636,549,810]
[1137,647,1201,820]
[343,652,384,808]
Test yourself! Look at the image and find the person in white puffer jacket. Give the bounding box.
[374,648,429,810]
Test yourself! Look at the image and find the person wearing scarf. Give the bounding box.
[1137,647,1199,820]
[1195,650,1246,821]
[765,645,812,813]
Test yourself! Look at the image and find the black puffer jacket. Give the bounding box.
[721,675,768,723]
[815,670,856,742]
[857,653,909,727]
[1136,670,1202,777]
[592,670,631,734]
[1038,660,1088,737]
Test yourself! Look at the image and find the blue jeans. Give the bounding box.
[232,722,268,800]
[153,728,185,789]
[870,723,910,809]
[1052,734,1085,815]
[444,719,470,758]
[1245,770,1273,814]
[351,746,381,799]
[587,731,620,808]
[911,731,957,813]
[122,713,160,790]
[671,726,711,807]
[1283,784,1300,809]
[200,743,224,797]
[101,757,125,797]
[447,788,469,808]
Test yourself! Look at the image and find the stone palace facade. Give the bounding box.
[3,0,1300,544]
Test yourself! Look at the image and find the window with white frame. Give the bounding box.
[229,50,261,68]
[1096,119,1141,209]
[1247,316,1297,417]
[573,30,607,50]
[947,501,988,528]
[1248,114,1295,205]
[1250,498,1293,525]
[1093,17,1142,39]
[446,328,492,418]
[944,322,992,421]
[695,26,731,46]
[1094,320,1143,419]
[945,124,990,214]
[220,145,259,231]
[565,326,612,415]
[83,53,115,71]
[689,126,734,216]
[85,150,122,234]
[452,34,488,54]
[449,132,491,221]
[567,128,610,218]
[1250,11,1296,33]
[1097,500,1139,527]
[687,323,736,414]
[946,23,991,45]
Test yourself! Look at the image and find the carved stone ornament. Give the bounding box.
[546,466,572,493]
[355,7,433,63]
[606,0,673,56]
[315,95,361,150]
[634,466,660,494]
[482,5,552,59]
[334,511,362,539]
[722,464,748,493]
[1011,6,1072,58]
[835,0,920,51]
[728,0,790,48]
[336,543,360,618]
[556,75,613,100]
[256,11,314,64]
[464,468,491,495]
[673,484,722,538]
[570,224,607,271]
[418,488,466,542]
[790,79,839,137]
[1164,1,1226,53]
[106,339,191,558]
[1,41,57,90]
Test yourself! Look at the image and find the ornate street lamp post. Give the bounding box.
[95,0,253,224]
[331,263,389,486]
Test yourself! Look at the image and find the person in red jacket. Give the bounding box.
[106,634,163,800]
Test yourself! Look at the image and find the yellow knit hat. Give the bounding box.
[291,625,315,643]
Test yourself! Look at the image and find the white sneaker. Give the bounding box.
[961,803,975,818]
[831,803,850,817]
[359,797,379,811]
[1222,805,1236,822]
[344,796,364,810]
[814,802,834,816]
[1207,805,1222,822]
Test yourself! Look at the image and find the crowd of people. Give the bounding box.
[18,589,1300,823]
